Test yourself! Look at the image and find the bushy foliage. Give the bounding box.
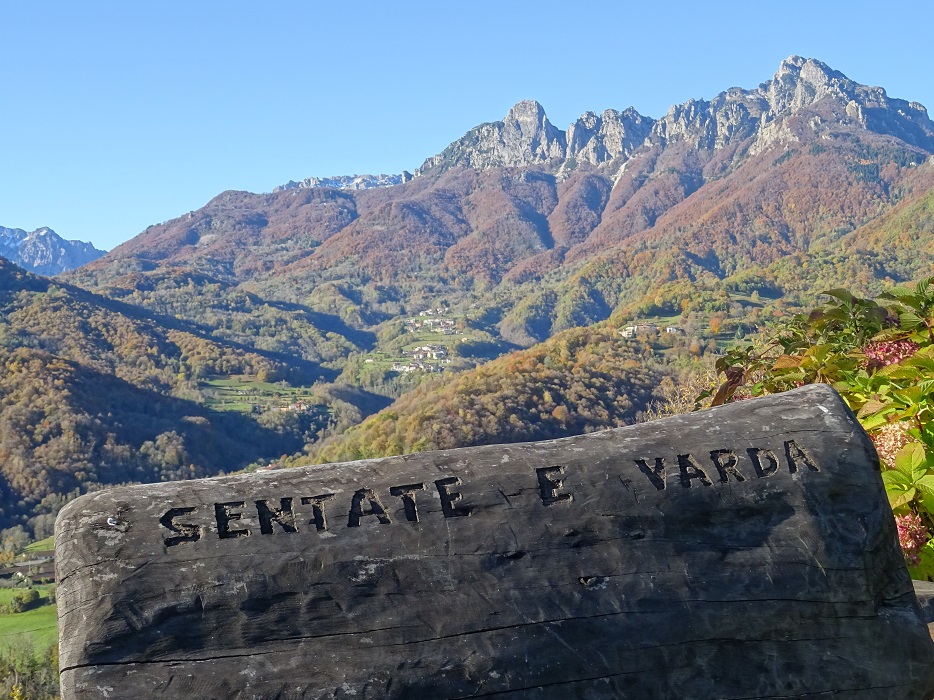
[709,279,934,578]
[0,641,58,700]
[0,590,40,615]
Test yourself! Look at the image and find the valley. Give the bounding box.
[1,56,933,547]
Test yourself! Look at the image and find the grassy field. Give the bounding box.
[0,585,57,651]
[23,537,54,554]
[202,376,324,413]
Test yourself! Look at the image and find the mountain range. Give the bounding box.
[3,55,934,538]
[68,57,934,345]
[0,226,105,276]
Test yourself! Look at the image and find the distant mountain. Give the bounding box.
[0,226,105,275]
[274,172,413,192]
[65,55,934,369]
[72,56,933,288]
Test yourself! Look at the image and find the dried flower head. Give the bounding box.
[864,339,920,371]
[896,512,928,567]
[870,423,914,469]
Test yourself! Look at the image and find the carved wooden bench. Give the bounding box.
[56,385,934,699]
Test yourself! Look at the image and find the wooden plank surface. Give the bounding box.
[55,385,934,699]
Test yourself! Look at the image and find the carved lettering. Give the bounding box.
[536,466,573,505]
[677,454,712,488]
[435,477,470,518]
[636,457,667,490]
[160,507,201,547]
[709,449,747,483]
[348,489,391,527]
[300,494,336,531]
[172,441,824,545]
[215,501,251,539]
[389,483,428,522]
[785,440,820,473]
[748,448,779,478]
[255,498,298,535]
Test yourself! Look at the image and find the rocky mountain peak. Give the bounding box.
[500,99,566,164]
[273,172,412,193]
[0,226,105,276]
[749,55,934,152]
[763,55,857,114]
[504,99,548,125]
[566,108,654,166]
[418,100,567,173]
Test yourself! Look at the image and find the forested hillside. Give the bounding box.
[302,324,671,463]
[0,259,379,539]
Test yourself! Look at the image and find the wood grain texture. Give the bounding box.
[55,385,934,699]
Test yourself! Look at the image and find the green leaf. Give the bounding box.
[860,412,891,431]
[908,540,934,581]
[893,386,924,405]
[917,474,934,495]
[895,443,927,477]
[889,488,917,510]
[882,469,913,488]
[879,365,925,380]
[821,288,855,305]
[906,356,934,372]
[880,286,917,303]
[900,311,925,330]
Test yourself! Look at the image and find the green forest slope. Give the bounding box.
[302,324,670,464]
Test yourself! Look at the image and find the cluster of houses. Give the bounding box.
[620,323,685,338]
[418,307,449,316]
[404,308,463,336]
[390,361,445,374]
[276,399,313,413]
[1,549,55,586]
[409,345,448,361]
[391,344,452,373]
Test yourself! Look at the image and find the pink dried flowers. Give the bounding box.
[896,512,928,566]
[864,338,920,370]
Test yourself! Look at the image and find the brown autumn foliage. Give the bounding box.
[0,259,329,536]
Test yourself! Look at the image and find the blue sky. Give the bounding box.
[1,0,932,251]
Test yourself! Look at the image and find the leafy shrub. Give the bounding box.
[8,589,40,614]
[708,278,934,578]
[0,640,58,700]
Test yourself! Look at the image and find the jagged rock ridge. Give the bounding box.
[274,172,413,193]
[418,56,934,175]
[266,57,934,195]
[0,226,105,276]
[69,54,934,345]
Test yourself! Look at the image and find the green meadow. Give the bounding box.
[0,585,57,651]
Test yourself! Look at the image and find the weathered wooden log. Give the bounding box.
[56,384,934,699]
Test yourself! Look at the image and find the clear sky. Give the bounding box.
[1,0,932,251]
